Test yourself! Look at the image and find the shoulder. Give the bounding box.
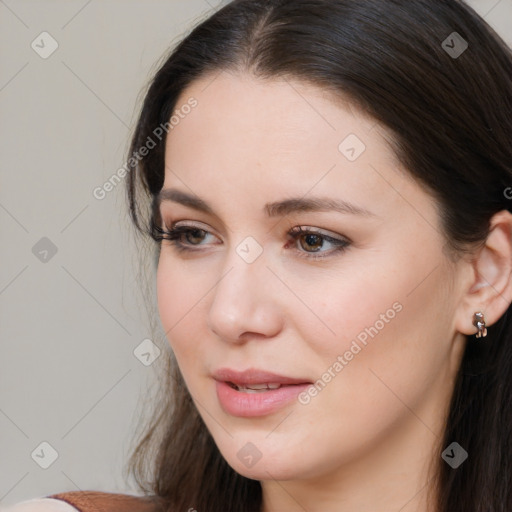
[3,492,164,512]
[2,498,79,511]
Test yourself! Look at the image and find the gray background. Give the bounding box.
[0,0,511,506]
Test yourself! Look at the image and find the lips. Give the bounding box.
[212,368,313,417]
[213,367,311,388]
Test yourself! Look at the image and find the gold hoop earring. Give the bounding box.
[472,311,487,338]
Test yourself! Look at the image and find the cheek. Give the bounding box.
[300,242,445,379]
[263,262,453,477]
[304,255,453,432]
[156,258,205,358]
[290,260,402,360]
[156,261,180,336]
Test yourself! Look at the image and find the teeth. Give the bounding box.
[245,383,275,390]
[234,383,282,392]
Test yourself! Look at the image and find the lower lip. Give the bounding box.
[215,380,311,417]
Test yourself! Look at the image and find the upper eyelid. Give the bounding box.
[160,227,350,264]
[155,201,366,236]
[289,225,350,242]
[163,221,349,244]
[158,211,235,235]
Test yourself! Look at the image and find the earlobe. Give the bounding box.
[455,209,512,337]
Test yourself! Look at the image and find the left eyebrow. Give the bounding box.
[264,196,376,218]
[154,188,377,218]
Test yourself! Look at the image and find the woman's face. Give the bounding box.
[156,71,467,483]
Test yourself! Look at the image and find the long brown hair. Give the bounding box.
[124,1,512,510]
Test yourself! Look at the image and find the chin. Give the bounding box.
[214,437,313,482]
[227,457,302,481]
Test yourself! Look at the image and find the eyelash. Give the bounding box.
[153,223,351,260]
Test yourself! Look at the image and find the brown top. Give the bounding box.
[47,491,165,512]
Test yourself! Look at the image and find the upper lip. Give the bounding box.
[212,368,312,386]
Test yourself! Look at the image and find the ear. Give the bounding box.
[455,209,512,337]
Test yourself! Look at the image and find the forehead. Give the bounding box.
[161,70,428,223]
[169,70,381,145]
[165,71,396,171]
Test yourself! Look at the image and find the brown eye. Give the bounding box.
[298,233,324,252]
[155,224,217,252]
[287,226,351,260]
[184,228,207,245]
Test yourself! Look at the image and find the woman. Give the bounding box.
[8,0,512,510]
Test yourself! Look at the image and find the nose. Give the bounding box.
[207,247,283,344]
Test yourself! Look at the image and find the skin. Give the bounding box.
[156,70,512,512]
